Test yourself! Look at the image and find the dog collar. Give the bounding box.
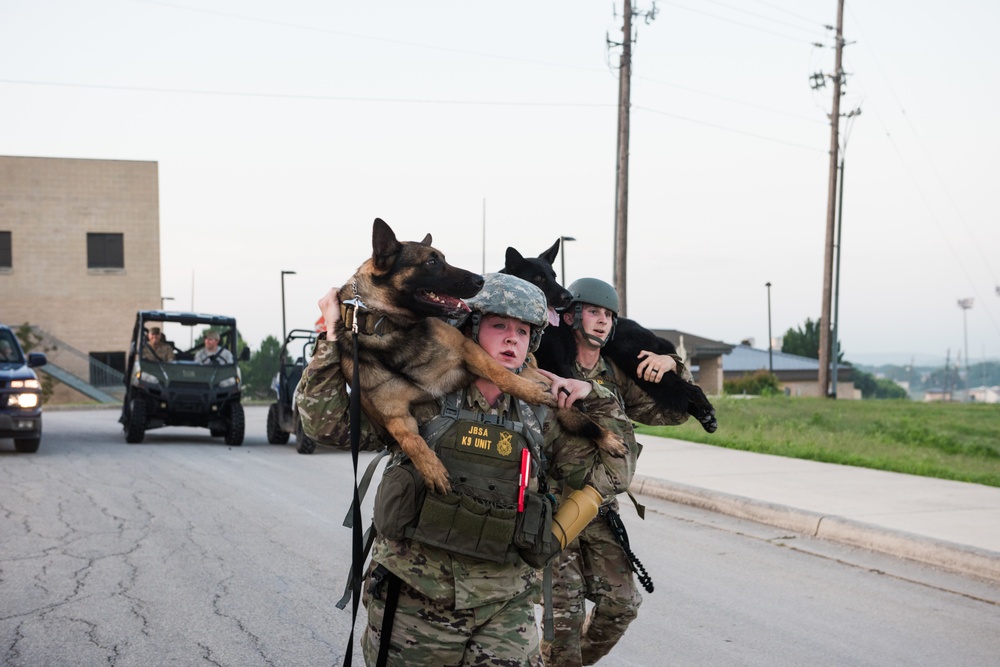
[340,302,398,337]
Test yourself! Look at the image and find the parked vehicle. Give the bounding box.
[0,323,47,453]
[119,311,250,445]
[266,328,319,454]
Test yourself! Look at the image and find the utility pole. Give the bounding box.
[818,0,846,398]
[609,2,656,317]
[612,1,634,317]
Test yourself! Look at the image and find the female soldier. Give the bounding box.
[297,273,632,666]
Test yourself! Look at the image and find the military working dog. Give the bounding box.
[334,219,625,496]
[502,240,718,433]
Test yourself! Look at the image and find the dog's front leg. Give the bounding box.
[361,392,452,494]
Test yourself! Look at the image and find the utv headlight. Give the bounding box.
[219,376,239,388]
[140,372,161,385]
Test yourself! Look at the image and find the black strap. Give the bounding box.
[605,508,654,594]
[341,331,364,667]
[376,571,402,667]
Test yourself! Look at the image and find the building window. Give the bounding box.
[0,231,11,268]
[87,233,124,269]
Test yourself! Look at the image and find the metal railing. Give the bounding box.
[25,326,126,400]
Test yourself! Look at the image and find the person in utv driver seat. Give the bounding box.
[195,330,234,365]
[297,273,635,666]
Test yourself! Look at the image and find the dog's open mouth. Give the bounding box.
[416,289,472,315]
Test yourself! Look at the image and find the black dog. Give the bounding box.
[502,241,718,433]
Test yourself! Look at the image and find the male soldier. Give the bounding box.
[142,326,175,362]
[194,330,234,365]
[543,277,691,666]
[297,273,634,666]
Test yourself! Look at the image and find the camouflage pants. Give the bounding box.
[362,566,543,667]
[540,515,641,666]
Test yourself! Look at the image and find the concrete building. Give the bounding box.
[1,155,161,402]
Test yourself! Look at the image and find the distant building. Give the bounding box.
[968,386,1000,404]
[1,155,161,403]
[722,344,858,399]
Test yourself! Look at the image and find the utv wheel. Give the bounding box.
[14,437,41,453]
[296,422,315,455]
[224,403,245,446]
[125,399,147,444]
[266,403,290,444]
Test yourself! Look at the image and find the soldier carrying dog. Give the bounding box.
[298,272,635,666]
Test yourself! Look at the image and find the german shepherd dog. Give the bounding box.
[502,240,718,433]
[334,219,625,495]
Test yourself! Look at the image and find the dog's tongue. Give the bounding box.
[548,307,559,327]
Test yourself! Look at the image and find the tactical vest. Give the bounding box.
[372,389,555,565]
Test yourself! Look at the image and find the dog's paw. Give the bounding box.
[597,430,628,458]
[697,407,718,433]
[415,455,452,495]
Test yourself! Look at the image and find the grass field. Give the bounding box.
[636,397,1000,488]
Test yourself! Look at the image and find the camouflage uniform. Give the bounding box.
[297,338,632,666]
[142,339,175,362]
[542,354,691,667]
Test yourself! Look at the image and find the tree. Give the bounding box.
[853,369,909,399]
[240,335,283,400]
[781,317,843,362]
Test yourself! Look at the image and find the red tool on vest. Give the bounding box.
[518,448,530,512]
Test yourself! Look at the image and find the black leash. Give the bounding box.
[342,328,364,667]
[604,508,654,594]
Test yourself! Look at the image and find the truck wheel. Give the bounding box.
[224,403,245,446]
[296,421,316,455]
[14,437,40,453]
[125,399,147,444]
[266,403,290,444]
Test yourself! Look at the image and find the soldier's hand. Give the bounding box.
[318,288,341,340]
[636,351,676,383]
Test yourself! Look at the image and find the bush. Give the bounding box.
[723,370,781,396]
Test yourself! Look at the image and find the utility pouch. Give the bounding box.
[372,461,425,540]
[410,492,517,563]
[515,491,558,568]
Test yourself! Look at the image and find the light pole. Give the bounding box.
[559,236,576,285]
[958,298,973,399]
[281,270,297,343]
[765,282,773,375]
[160,296,174,310]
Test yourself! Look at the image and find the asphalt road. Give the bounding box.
[2,406,998,666]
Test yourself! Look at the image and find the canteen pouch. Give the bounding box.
[372,461,425,540]
[409,492,518,563]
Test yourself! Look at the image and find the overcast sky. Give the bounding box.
[3,0,998,367]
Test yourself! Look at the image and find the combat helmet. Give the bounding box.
[566,277,619,348]
[465,272,548,356]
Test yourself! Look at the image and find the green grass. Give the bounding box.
[636,397,1000,488]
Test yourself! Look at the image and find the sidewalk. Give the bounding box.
[629,434,1000,584]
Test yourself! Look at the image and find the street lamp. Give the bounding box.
[281,270,297,343]
[958,298,973,399]
[559,236,576,285]
[765,282,773,375]
[161,296,174,310]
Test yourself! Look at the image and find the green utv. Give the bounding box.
[120,310,250,445]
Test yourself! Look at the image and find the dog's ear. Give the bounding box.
[372,218,402,271]
[540,239,561,266]
[504,247,524,271]
[420,234,432,246]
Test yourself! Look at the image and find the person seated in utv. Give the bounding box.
[195,330,234,365]
[142,327,176,362]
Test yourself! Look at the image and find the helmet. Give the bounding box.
[465,273,548,354]
[566,277,619,348]
[567,277,619,315]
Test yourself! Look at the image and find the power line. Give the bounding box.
[695,0,829,34]
[633,105,824,152]
[657,1,828,45]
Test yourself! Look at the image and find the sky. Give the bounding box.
[2,0,998,368]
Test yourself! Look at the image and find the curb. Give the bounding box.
[631,474,1000,585]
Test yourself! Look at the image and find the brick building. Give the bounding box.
[0,155,161,402]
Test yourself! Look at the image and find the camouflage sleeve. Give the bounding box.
[543,390,637,501]
[295,338,386,451]
[612,359,691,427]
